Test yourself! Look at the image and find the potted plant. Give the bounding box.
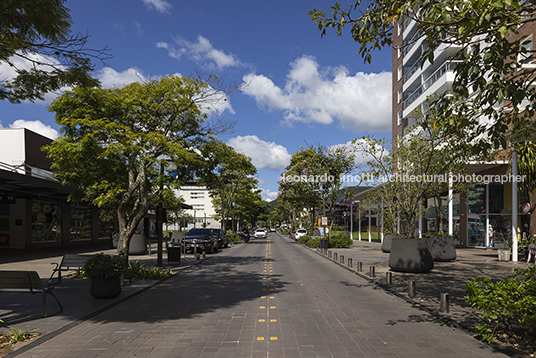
[82,253,124,299]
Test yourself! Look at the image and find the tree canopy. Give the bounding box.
[45,75,233,260]
[278,145,355,235]
[200,140,259,232]
[0,0,109,103]
[310,0,536,155]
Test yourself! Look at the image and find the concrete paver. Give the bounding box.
[0,234,530,357]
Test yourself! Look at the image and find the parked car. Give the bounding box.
[183,228,218,254]
[254,228,267,238]
[214,229,229,249]
[295,229,307,241]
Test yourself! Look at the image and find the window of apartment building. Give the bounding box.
[190,192,205,199]
[519,35,533,65]
[192,204,204,209]
[397,111,403,126]
[397,88,403,104]
[397,65,403,81]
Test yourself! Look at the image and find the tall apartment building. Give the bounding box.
[393,17,535,249]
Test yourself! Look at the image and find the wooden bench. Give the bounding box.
[48,254,92,284]
[0,270,63,317]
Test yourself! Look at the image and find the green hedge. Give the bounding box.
[465,266,536,343]
[228,233,242,244]
[298,234,352,248]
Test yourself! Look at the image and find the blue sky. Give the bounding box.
[0,0,392,200]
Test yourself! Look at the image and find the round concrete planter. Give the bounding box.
[90,277,122,299]
[426,235,457,262]
[388,237,434,273]
[497,249,511,261]
[381,234,397,253]
[128,233,147,255]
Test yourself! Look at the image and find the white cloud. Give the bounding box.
[227,135,291,171]
[95,67,147,88]
[9,120,59,139]
[261,188,279,201]
[142,0,171,13]
[242,55,392,132]
[157,35,243,70]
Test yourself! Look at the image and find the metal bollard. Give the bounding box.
[340,255,344,264]
[369,266,375,277]
[202,250,206,259]
[386,272,392,285]
[348,258,353,268]
[408,281,416,298]
[356,261,363,272]
[328,250,332,258]
[440,293,450,313]
[333,253,338,261]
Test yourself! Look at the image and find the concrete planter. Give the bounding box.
[90,277,122,299]
[426,235,457,262]
[497,249,511,261]
[381,234,397,253]
[388,237,434,273]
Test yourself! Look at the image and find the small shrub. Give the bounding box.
[328,234,353,248]
[465,265,536,343]
[8,328,40,347]
[306,237,321,248]
[81,253,125,279]
[298,235,311,245]
[228,233,242,244]
[125,260,172,280]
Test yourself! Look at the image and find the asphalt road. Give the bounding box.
[11,233,514,357]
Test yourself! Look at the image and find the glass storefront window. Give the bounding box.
[468,185,486,214]
[70,206,92,241]
[488,184,504,214]
[468,214,486,247]
[31,201,61,242]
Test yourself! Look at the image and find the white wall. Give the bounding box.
[177,185,219,229]
[0,129,26,173]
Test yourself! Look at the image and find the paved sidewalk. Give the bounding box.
[0,242,209,351]
[313,239,530,333]
[0,238,531,356]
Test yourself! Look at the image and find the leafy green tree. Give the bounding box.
[354,117,471,238]
[201,141,258,232]
[310,0,536,155]
[279,145,355,236]
[279,147,324,234]
[318,145,356,238]
[45,75,233,262]
[0,0,109,102]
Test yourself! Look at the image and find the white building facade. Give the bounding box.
[393,16,534,249]
[176,184,219,230]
